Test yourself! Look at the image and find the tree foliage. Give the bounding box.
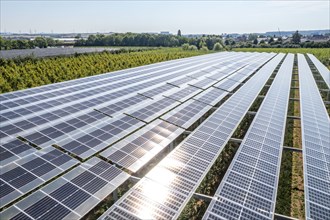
[0,36,59,50]
[177,29,182,37]
[213,42,223,51]
[292,31,302,44]
[74,33,224,50]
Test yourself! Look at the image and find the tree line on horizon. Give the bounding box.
[0,36,57,50]
[1,31,329,51]
[74,32,225,50]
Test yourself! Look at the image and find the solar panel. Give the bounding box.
[101,119,184,172]
[164,85,202,103]
[55,114,144,159]
[0,157,130,220]
[20,112,144,159]
[0,146,78,208]
[98,53,281,220]
[193,87,229,106]
[1,139,36,166]
[126,96,181,123]
[139,83,178,99]
[95,94,151,117]
[307,53,330,88]
[161,99,212,129]
[203,54,294,220]
[298,54,330,220]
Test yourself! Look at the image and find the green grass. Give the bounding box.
[233,48,330,68]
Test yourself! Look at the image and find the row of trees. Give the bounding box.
[232,40,330,49]
[228,31,330,49]
[0,37,57,50]
[74,33,225,50]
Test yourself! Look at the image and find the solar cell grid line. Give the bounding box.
[125,96,181,123]
[0,54,237,126]
[163,85,203,103]
[0,51,231,104]
[95,94,151,117]
[202,54,294,220]
[298,54,330,220]
[101,119,185,173]
[0,52,233,115]
[0,146,78,208]
[307,53,330,88]
[193,87,229,106]
[0,157,130,220]
[23,113,145,159]
[98,53,284,220]
[161,99,212,129]
[1,139,36,167]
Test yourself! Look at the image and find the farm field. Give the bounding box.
[0,47,120,59]
[0,48,210,93]
[0,51,328,220]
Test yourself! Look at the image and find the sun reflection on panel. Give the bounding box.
[135,158,183,219]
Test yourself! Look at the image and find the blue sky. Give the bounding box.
[1,1,329,34]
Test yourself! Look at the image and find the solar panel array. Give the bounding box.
[298,54,330,220]
[2,52,273,219]
[3,51,327,220]
[203,54,294,220]
[0,52,265,165]
[98,54,283,220]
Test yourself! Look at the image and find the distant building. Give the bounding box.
[160,31,171,35]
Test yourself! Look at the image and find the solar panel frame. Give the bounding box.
[161,99,212,129]
[307,53,330,88]
[298,54,330,220]
[1,139,37,167]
